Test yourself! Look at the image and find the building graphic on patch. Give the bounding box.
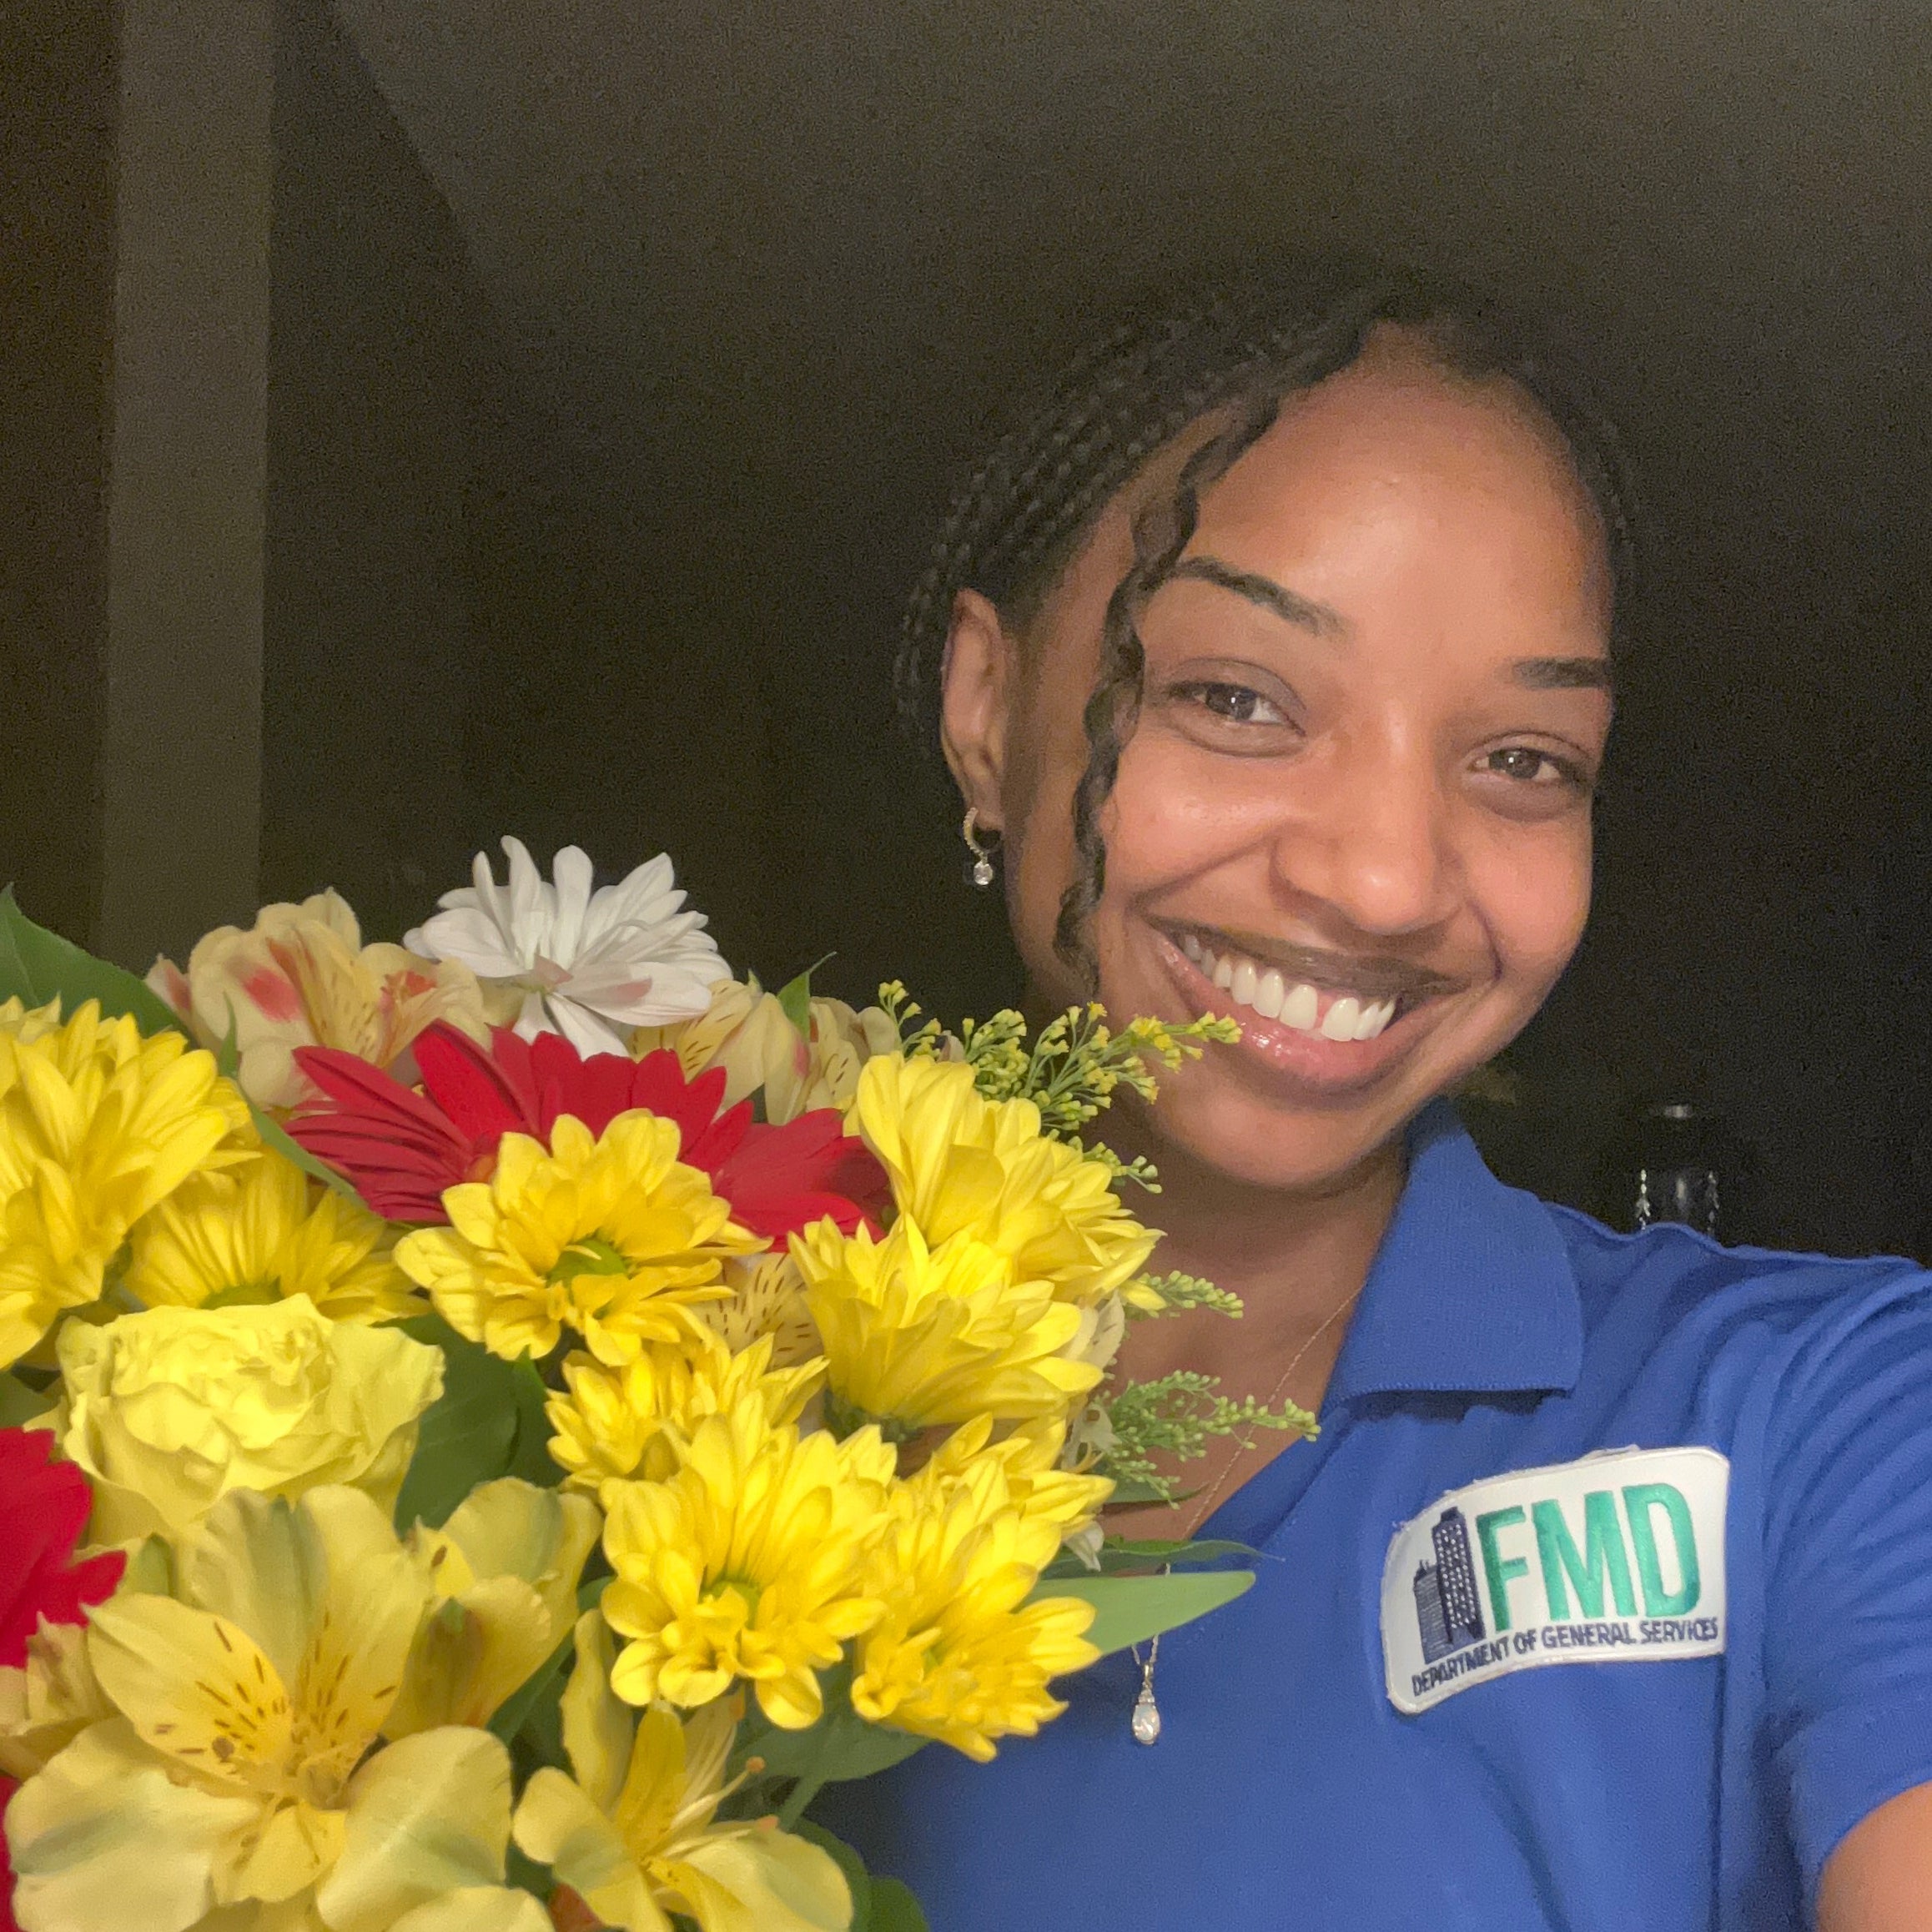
[1411,1506,1487,1663]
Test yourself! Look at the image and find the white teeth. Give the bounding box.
[1185,935,1401,1044]
[1321,996,1361,1041]
[1279,982,1319,1031]
[1354,999,1396,1041]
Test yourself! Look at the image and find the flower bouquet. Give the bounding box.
[0,840,1306,1932]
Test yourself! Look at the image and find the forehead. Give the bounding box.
[1185,340,1613,639]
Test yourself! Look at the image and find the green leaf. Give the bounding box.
[869,1879,931,1932]
[0,887,184,1034]
[738,1663,930,1795]
[503,1356,565,1488]
[487,1624,573,1749]
[1040,1536,1255,1581]
[392,1317,522,1531]
[0,1370,53,1427]
[1033,1569,1255,1656]
[776,953,834,1034]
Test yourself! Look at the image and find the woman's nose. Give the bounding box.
[1273,746,1458,938]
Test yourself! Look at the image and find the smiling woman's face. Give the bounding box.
[942,330,1616,1193]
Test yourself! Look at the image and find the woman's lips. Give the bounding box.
[1155,928,1443,1094]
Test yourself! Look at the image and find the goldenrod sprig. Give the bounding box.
[1128,1270,1246,1320]
[1094,1372,1318,1506]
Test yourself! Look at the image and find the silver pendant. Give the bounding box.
[1130,1638,1162,1745]
[971,854,994,888]
[1130,1679,1161,1744]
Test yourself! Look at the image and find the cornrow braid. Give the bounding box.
[901,255,1636,992]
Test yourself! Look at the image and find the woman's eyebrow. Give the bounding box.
[1512,656,1614,692]
[1171,555,1347,637]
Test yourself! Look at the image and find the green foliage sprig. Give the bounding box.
[1094,1372,1319,1507]
[876,984,1238,1189]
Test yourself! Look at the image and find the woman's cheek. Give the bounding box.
[1102,736,1279,897]
[1473,821,1594,998]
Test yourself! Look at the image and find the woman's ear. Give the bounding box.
[939,588,1015,828]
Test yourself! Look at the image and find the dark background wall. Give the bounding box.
[8,0,1932,1258]
[0,0,116,950]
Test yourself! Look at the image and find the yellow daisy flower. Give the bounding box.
[790,1215,1102,1434]
[513,1615,850,1932]
[545,1327,824,1492]
[393,1113,763,1365]
[852,1052,1158,1307]
[600,1395,894,1729]
[4,1485,540,1932]
[0,999,249,1368]
[123,1147,421,1324]
[852,1430,1106,1763]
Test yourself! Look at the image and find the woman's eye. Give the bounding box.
[1480,747,1588,789]
[1175,682,1288,726]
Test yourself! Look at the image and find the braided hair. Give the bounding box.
[897,256,1635,990]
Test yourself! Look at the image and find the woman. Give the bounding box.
[830,262,1932,1929]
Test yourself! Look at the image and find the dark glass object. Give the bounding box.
[1629,1102,1727,1239]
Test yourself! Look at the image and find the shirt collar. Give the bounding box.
[1326,1099,1583,1403]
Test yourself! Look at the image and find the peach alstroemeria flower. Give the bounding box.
[149,891,489,1110]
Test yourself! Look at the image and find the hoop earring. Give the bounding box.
[962,808,1002,888]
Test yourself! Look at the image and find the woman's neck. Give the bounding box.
[1112,1119,1406,1397]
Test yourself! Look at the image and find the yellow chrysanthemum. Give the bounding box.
[852,1052,1157,1306]
[394,1113,763,1365]
[0,999,249,1368]
[546,1327,824,1492]
[790,1215,1102,1433]
[514,1616,850,1932]
[851,1427,1106,1762]
[123,1146,421,1324]
[600,1396,894,1729]
[4,1485,541,1932]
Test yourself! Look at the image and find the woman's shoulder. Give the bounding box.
[1539,1195,1932,1402]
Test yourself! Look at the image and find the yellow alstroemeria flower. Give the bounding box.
[852,1429,1106,1763]
[790,1215,1102,1433]
[600,1396,894,1729]
[631,976,898,1124]
[852,1053,1157,1307]
[4,1486,538,1932]
[394,1114,763,1366]
[123,1149,422,1325]
[388,1477,601,1736]
[545,1328,824,1493]
[0,1618,114,1781]
[689,1251,822,1368]
[514,1614,851,1932]
[0,998,250,1368]
[148,889,490,1113]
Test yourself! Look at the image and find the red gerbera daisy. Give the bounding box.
[1,1426,124,1932]
[287,1023,888,1242]
[1,1427,123,1671]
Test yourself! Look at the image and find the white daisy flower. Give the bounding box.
[406,838,727,1056]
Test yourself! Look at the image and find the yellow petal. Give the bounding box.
[220,1798,345,1906]
[384,1886,554,1932]
[512,1766,670,1932]
[6,1718,260,1932]
[183,1487,330,1690]
[87,1597,293,1784]
[314,1727,516,1932]
[560,1611,634,1815]
[672,1829,854,1932]
[438,1478,602,1644]
[385,1576,553,1734]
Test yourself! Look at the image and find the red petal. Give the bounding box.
[0,1431,125,1670]
[415,1023,538,1145]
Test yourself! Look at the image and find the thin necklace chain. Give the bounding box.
[1126,1277,1365,1747]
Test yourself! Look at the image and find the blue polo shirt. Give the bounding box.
[826,1104,1932,1929]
